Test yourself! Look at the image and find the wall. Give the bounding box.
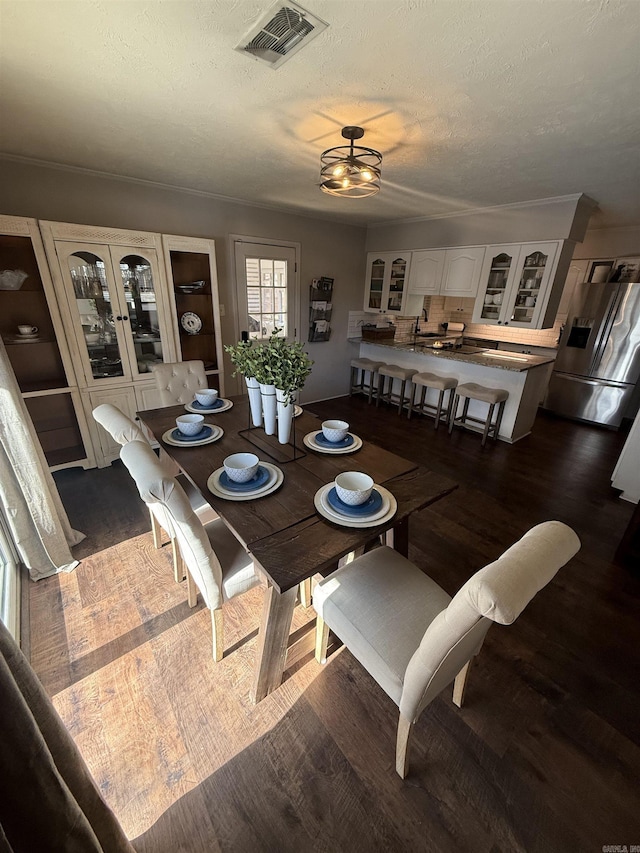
[0,158,366,403]
[573,226,640,260]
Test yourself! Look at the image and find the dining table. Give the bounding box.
[137,396,458,703]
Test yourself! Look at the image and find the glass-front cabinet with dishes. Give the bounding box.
[473,242,560,328]
[364,252,412,313]
[0,215,94,470]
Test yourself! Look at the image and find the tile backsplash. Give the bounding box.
[392,296,564,347]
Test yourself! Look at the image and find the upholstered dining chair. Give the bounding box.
[150,360,209,406]
[92,403,216,582]
[120,439,261,662]
[313,521,580,778]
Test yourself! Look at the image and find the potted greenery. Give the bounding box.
[269,336,313,443]
[224,339,262,426]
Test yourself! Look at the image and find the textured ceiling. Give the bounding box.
[1,0,639,227]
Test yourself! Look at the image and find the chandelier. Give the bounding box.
[319,126,382,198]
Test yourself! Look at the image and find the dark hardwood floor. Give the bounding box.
[31,398,640,852]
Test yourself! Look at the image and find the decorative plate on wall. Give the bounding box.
[180,311,202,335]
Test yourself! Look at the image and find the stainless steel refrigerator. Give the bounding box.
[543,279,640,427]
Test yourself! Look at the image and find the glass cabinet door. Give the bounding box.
[479,252,513,321]
[62,245,127,382]
[110,249,165,378]
[511,249,551,327]
[366,257,385,310]
[387,256,409,312]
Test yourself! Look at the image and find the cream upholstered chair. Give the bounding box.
[151,360,208,406]
[120,439,261,661]
[92,403,216,582]
[313,521,580,777]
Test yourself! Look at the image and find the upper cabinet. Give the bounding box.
[364,253,412,314]
[406,247,485,301]
[472,241,562,328]
[162,235,225,395]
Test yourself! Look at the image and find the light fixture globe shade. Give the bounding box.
[320,126,382,198]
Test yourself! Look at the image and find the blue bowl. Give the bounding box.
[219,465,270,492]
[327,486,382,517]
[170,425,213,442]
[315,431,354,448]
[192,398,224,411]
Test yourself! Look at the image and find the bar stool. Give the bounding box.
[449,382,508,447]
[350,358,384,404]
[376,365,418,415]
[409,372,457,429]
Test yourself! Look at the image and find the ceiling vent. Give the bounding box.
[235,2,328,69]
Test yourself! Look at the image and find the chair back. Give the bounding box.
[92,404,147,446]
[151,361,208,406]
[400,521,580,720]
[120,440,223,610]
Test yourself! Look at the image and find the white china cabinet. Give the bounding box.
[162,235,225,395]
[473,242,564,328]
[364,253,414,314]
[0,215,95,470]
[40,221,177,466]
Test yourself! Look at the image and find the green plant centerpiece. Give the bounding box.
[263,330,313,406]
[224,338,258,379]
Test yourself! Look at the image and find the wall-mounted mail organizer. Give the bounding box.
[308,276,333,342]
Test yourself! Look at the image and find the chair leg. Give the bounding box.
[186,567,198,608]
[398,380,406,415]
[171,538,185,583]
[368,370,376,404]
[445,387,456,427]
[493,400,506,441]
[434,389,445,430]
[315,615,330,664]
[349,366,356,397]
[448,393,459,434]
[211,608,224,662]
[481,403,495,447]
[299,578,312,609]
[396,712,415,778]
[407,383,415,420]
[150,509,163,549]
[453,659,473,707]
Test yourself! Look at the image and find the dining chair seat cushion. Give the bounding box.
[313,546,451,705]
[412,372,457,392]
[454,382,508,405]
[205,517,261,601]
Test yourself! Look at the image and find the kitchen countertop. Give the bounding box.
[357,339,555,372]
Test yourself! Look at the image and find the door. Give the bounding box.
[473,246,519,323]
[507,242,558,328]
[591,283,640,383]
[234,241,298,341]
[441,247,485,297]
[407,250,443,296]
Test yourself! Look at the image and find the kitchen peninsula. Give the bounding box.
[359,340,555,442]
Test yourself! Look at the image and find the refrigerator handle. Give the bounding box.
[590,285,624,373]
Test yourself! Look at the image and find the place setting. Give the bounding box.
[303,419,363,455]
[314,471,397,529]
[207,452,284,501]
[161,413,224,447]
[184,387,234,414]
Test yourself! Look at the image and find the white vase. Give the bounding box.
[259,383,277,435]
[245,376,262,427]
[276,388,294,445]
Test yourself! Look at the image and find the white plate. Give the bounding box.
[314,484,397,528]
[184,398,234,414]
[303,431,363,455]
[10,335,41,344]
[207,461,283,501]
[180,311,202,334]
[322,487,391,523]
[161,424,223,447]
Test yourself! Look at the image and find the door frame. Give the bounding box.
[229,234,301,344]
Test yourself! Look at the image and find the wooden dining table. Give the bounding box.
[137,397,458,702]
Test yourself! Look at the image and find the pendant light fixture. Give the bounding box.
[319,126,382,198]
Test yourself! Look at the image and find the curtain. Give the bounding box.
[0,618,135,852]
[0,339,84,581]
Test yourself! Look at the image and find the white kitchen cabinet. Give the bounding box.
[440,247,485,297]
[406,250,444,296]
[40,221,179,467]
[473,241,563,328]
[364,252,413,314]
[407,247,484,300]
